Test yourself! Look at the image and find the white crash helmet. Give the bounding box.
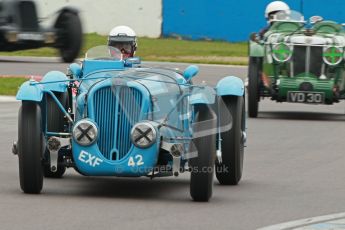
[265,1,290,19]
[108,25,137,57]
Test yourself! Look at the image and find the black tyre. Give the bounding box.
[55,12,82,63]
[18,102,44,194]
[248,57,262,118]
[216,96,245,185]
[43,92,68,178]
[190,105,216,202]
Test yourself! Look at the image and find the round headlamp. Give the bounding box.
[130,122,157,148]
[72,119,98,146]
[272,43,293,63]
[323,46,343,66]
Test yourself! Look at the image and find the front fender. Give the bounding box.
[41,71,69,93]
[249,40,264,57]
[216,76,244,97]
[16,80,44,102]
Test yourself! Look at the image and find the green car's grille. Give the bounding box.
[292,46,323,77]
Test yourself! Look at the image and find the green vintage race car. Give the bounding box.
[248,10,345,117]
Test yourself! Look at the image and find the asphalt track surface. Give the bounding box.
[0,57,345,230]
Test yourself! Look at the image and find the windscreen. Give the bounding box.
[272,10,305,23]
[85,45,123,60]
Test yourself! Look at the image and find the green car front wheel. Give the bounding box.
[248,57,262,118]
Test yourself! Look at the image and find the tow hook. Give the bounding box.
[12,141,18,155]
[161,141,183,177]
[47,137,62,172]
[170,144,183,177]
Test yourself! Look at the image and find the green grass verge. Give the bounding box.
[0,77,27,96]
[0,35,249,96]
[0,33,248,65]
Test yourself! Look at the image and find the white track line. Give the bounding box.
[258,212,345,230]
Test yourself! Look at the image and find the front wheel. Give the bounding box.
[18,102,44,194]
[216,96,245,185]
[190,105,216,202]
[248,57,262,118]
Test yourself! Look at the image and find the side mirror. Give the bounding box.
[310,16,323,24]
[68,63,82,78]
[125,57,141,67]
[183,65,199,81]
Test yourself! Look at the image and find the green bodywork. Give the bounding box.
[277,74,335,102]
[249,17,345,104]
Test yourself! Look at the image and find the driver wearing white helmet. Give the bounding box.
[259,1,290,37]
[108,25,137,59]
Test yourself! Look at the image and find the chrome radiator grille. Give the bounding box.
[93,86,143,160]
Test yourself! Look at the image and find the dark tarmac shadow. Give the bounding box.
[38,174,194,202]
[6,174,251,203]
[256,111,345,121]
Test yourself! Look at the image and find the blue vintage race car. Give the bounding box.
[14,46,246,201]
